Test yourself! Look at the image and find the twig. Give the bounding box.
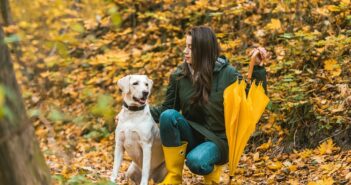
[293,127,298,148]
[48,43,57,57]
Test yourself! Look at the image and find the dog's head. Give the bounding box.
[118,75,153,106]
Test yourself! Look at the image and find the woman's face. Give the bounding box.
[183,35,192,64]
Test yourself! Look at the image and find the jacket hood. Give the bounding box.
[214,56,229,72]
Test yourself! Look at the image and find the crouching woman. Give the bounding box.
[150,26,268,184]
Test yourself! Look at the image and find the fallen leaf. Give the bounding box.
[324,59,341,77]
[317,139,335,155]
[267,161,282,171]
[265,19,282,31]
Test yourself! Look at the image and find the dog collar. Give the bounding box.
[123,101,146,111]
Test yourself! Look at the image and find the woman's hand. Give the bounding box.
[249,47,270,66]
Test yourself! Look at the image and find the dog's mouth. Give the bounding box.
[133,96,147,105]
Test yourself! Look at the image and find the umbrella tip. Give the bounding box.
[228,176,234,184]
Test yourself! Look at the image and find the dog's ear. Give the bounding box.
[118,75,131,94]
[147,78,153,92]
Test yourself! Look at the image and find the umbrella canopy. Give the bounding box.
[224,79,270,178]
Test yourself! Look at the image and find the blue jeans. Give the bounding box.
[159,109,221,175]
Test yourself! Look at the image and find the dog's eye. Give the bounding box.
[132,82,139,85]
[145,83,149,87]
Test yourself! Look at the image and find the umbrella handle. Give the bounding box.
[247,52,256,84]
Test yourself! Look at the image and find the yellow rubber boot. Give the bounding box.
[159,142,188,185]
[203,165,222,184]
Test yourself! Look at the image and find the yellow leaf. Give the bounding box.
[257,138,272,151]
[253,172,265,177]
[234,168,245,174]
[317,139,335,155]
[244,15,261,26]
[119,27,132,35]
[321,164,334,171]
[314,7,330,16]
[216,33,225,38]
[322,177,334,185]
[308,183,318,185]
[287,179,299,185]
[84,19,98,30]
[341,0,350,6]
[324,59,341,77]
[18,21,30,28]
[40,71,50,78]
[326,5,340,12]
[71,23,85,33]
[227,39,242,48]
[289,165,298,172]
[265,19,282,31]
[299,149,313,159]
[195,0,208,8]
[61,165,70,178]
[102,32,117,41]
[267,161,282,170]
[253,152,260,162]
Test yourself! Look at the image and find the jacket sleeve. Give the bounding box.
[150,72,180,123]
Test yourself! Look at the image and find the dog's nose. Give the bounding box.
[142,91,149,97]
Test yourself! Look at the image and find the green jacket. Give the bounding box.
[150,56,267,164]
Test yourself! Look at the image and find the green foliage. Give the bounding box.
[107,6,122,28]
[0,85,14,122]
[90,94,115,124]
[48,108,66,122]
[4,34,20,43]
[83,127,110,141]
[28,108,41,118]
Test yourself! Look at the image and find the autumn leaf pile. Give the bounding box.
[3,0,351,184]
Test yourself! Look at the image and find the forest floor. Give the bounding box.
[34,120,351,185]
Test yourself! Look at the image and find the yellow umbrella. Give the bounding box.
[223,55,270,181]
[223,81,241,177]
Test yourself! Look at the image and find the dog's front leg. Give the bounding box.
[110,140,124,182]
[140,142,152,185]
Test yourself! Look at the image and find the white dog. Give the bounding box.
[110,75,166,185]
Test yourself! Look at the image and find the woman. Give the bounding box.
[150,26,268,184]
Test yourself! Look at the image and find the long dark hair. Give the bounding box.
[185,26,220,105]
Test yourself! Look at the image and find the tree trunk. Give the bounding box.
[0,0,12,25]
[0,0,26,70]
[0,25,51,185]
